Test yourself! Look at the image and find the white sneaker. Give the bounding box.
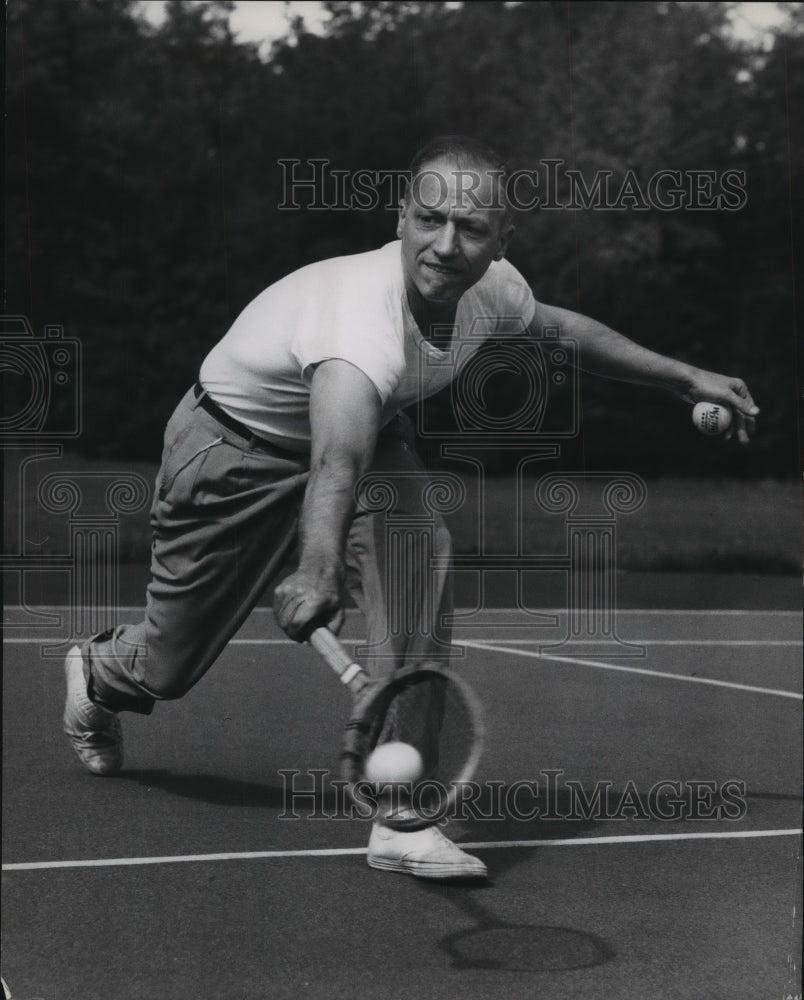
[63,646,123,776]
[367,822,487,880]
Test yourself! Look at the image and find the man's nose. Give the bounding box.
[433,222,459,257]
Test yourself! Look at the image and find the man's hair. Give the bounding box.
[406,135,512,221]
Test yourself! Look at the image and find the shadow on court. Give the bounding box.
[438,905,616,973]
[122,769,289,809]
[418,848,617,974]
[120,772,607,841]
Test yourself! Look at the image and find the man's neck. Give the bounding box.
[406,287,458,350]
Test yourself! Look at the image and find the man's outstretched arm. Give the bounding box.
[274,359,382,640]
[528,301,759,443]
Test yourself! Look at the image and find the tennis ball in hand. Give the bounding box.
[365,742,424,784]
[692,402,733,436]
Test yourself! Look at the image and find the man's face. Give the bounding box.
[397,157,514,305]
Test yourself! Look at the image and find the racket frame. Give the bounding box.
[309,627,485,831]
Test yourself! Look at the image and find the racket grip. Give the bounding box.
[309,628,370,694]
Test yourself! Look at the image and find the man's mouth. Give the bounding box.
[424,262,462,275]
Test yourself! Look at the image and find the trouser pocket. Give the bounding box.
[156,410,225,504]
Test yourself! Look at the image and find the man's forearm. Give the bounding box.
[273,359,382,640]
[534,303,697,395]
[297,454,363,578]
[298,358,381,576]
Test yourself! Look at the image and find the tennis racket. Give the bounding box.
[309,627,484,831]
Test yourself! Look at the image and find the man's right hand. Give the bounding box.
[273,568,345,642]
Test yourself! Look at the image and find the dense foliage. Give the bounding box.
[5,0,801,475]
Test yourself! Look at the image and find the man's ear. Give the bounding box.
[396,199,408,239]
[493,221,516,261]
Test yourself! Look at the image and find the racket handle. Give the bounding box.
[309,628,370,695]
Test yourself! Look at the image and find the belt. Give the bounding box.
[193,383,275,450]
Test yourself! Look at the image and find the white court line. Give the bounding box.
[3,605,801,616]
[453,639,800,647]
[3,636,800,648]
[451,608,802,618]
[462,641,804,701]
[4,635,801,697]
[1,637,303,646]
[3,828,800,872]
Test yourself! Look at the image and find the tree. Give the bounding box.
[4,0,799,472]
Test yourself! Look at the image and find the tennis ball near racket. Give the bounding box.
[692,401,732,436]
[364,742,424,785]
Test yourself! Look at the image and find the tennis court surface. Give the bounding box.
[2,573,801,999]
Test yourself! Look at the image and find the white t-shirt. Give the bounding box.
[199,240,536,450]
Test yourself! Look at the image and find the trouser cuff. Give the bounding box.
[81,633,156,716]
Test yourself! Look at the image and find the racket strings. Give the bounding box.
[363,670,477,801]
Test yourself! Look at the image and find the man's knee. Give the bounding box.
[397,516,452,574]
[144,673,194,701]
[433,515,453,559]
[101,636,201,703]
[135,642,212,700]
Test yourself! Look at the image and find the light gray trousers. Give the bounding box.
[84,387,454,720]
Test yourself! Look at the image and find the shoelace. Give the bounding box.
[74,729,118,744]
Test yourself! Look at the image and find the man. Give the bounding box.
[64,136,758,880]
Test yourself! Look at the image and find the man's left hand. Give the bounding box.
[683,370,759,444]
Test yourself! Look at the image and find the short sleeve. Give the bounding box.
[493,258,537,334]
[289,253,406,404]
